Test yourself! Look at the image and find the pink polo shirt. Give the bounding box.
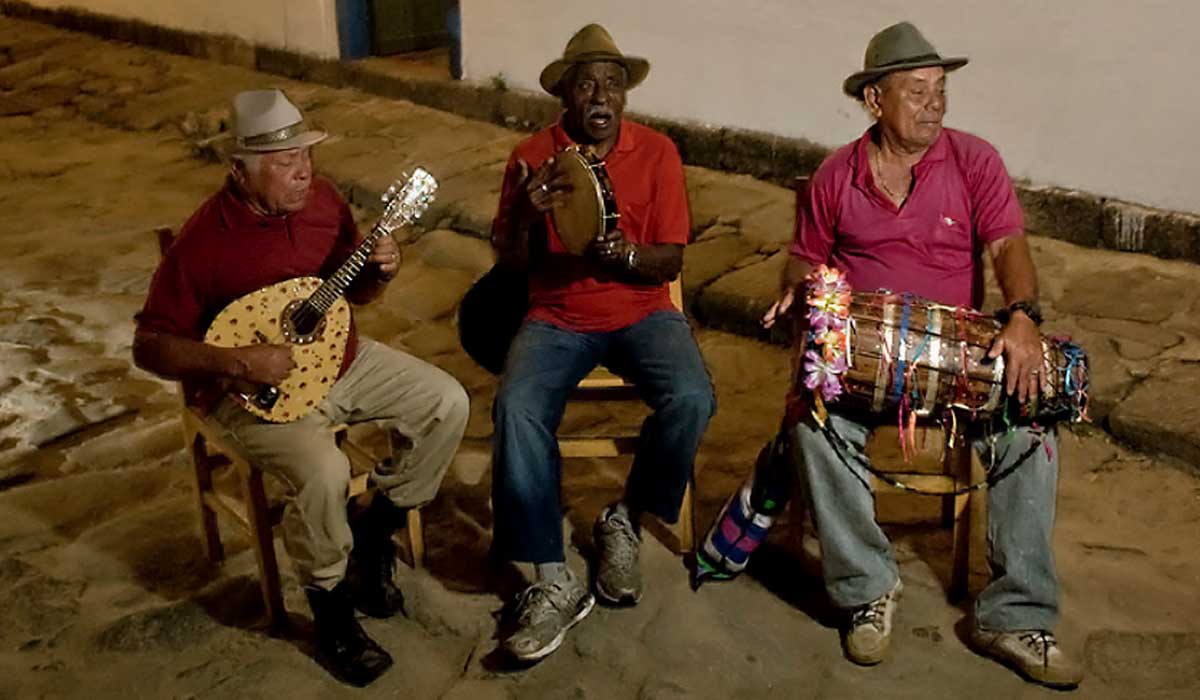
[790,127,1023,308]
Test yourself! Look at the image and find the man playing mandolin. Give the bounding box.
[759,23,1082,688]
[489,24,715,661]
[133,89,469,687]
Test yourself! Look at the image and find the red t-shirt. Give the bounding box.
[790,127,1024,308]
[136,176,361,409]
[492,119,691,332]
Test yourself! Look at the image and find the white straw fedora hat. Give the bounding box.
[231,88,327,153]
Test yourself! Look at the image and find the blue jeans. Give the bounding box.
[791,411,1060,632]
[492,311,715,563]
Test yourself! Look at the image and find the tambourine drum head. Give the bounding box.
[551,149,605,256]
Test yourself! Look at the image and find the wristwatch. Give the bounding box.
[624,246,638,272]
[999,300,1043,326]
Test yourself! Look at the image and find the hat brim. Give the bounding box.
[539,54,650,96]
[231,129,328,155]
[843,56,968,98]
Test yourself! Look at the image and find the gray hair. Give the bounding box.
[230,153,263,175]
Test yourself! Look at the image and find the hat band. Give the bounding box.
[564,50,625,64]
[238,120,309,148]
[870,53,942,70]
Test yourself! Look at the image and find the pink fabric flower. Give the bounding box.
[803,349,847,401]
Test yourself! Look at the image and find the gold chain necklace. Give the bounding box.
[872,146,907,203]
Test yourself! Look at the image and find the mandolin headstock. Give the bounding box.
[377,167,437,235]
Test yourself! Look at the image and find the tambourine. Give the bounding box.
[550,145,619,254]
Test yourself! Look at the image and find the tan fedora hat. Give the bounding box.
[843,22,968,98]
[230,88,327,154]
[539,23,650,96]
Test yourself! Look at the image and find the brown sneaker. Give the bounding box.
[842,578,902,665]
[969,627,1083,689]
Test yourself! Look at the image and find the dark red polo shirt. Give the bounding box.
[136,176,360,409]
[492,119,690,332]
[790,127,1024,308]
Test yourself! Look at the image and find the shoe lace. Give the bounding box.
[600,512,639,569]
[849,594,890,630]
[514,581,569,627]
[1018,631,1058,660]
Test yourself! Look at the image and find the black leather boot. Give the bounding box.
[348,493,408,618]
[305,580,393,687]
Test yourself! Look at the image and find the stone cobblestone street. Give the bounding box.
[1,16,1198,700]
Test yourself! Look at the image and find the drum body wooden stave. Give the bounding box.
[816,292,1084,424]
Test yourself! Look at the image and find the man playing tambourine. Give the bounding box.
[488,24,715,662]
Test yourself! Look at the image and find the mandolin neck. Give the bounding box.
[305,221,389,314]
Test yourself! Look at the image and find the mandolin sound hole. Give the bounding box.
[281,299,326,344]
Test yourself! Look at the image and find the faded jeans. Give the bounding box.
[213,338,469,590]
[491,310,715,564]
[791,410,1060,632]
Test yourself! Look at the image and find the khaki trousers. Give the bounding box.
[213,338,469,590]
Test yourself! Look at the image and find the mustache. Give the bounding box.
[585,106,614,120]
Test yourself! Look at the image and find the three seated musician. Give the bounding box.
[760,23,1083,689]
[488,24,715,661]
[132,89,469,687]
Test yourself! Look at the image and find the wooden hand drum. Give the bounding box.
[550,145,619,254]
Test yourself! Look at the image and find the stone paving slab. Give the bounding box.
[2,16,1200,469]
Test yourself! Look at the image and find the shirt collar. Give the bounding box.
[851,125,949,191]
[216,177,285,231]
[551,115,636,159]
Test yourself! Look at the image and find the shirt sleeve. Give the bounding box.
[134,241,208,340]
[491,151,525,249]
[788,172,837,265]
[969,144,1024,244]
[648,142,690,245]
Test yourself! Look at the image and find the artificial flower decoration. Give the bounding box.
[803,349,847,400]
[802,266,853,402]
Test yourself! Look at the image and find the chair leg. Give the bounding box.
[946,444,973,601]
[675,481,695,555]
[241,465,287,632]
[406,508,425,569]
[188,431,224,563]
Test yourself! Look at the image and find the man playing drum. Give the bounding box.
[761,22,1083,688]
[489,24,715,661]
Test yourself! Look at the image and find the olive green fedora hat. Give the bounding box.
[843,22,968,98]
[539,23,650,96]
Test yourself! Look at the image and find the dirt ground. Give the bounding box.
[1,16,1199,700]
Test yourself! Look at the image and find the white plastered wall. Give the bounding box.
[462,0,1200,214]
[24,0,341,58]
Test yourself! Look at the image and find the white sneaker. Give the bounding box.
[970,627,1083,689]
[842,578,902,665]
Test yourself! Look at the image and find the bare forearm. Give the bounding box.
[624,243,682,284]
[988,235,1038,305]
[132,329,243,382]
[782,255,815,295]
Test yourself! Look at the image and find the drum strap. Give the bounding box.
[818,417,1050,497]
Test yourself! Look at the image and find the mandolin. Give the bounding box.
[204,168,437,422]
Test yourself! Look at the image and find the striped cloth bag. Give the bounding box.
[692,427,793,589]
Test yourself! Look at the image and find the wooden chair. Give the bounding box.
[154,227,424,631]
[787,179,983,600]
[557,278,696,554]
